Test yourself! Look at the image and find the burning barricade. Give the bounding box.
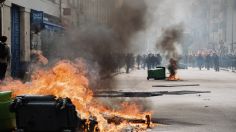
[0,61,153,132]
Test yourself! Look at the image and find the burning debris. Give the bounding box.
[155,25,184,81]
[0,61,153,132]
[167,58,180,81]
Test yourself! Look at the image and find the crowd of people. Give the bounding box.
[219,54,236,70]
[125,53,162,73]
[107,53,163,74]
[182,51,236,72]
[96,53,163,74]
[2,34,236,83]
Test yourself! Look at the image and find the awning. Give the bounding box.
[43,21,64,31]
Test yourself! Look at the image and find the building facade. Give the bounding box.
[207,0,226,52]
[225,0,236,54]
[77,0,123,26]
[207,0,236,54]
[0,0,77,78]
[77,0,113,26]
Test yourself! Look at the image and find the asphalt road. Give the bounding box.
[99,68,236,132]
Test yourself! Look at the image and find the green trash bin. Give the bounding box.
[0,91,16,131]
[147,67,166,80]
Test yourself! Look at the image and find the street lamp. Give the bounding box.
[59,0,62,23]
[232,5,234,53]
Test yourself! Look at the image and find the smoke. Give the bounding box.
[42,0,147,90]
[112,0,147,48]
[40,0,208,89]
[133,0,208,54]
[156,24,184,60]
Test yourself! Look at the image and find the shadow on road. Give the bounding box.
[152,118,203,126]
[94,90,211,97]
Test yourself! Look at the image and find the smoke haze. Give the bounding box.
[43,0,147,90]
[156,24,184,60]
[40,0,210,89]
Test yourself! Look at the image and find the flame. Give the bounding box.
[167,58,180,81]
[0,61,152,132]
[167,74,180,81]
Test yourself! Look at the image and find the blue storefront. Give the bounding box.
[43,20,64,32]
[11,4,21,78]
[41,19,64,59]
[31,10,63,33]
[30,10,44,50]
[31,10,64,62]
[31,10,64,51]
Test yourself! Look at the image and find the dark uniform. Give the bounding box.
[197,54,204,70]
[0,36,11,80]
[213,53,220,72]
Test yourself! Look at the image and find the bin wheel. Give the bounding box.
[147,77,149,80]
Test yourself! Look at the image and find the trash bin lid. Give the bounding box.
[0,91,12,102]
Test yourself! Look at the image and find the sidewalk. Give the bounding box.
[220,68,236,73]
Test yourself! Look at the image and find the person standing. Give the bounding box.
[125,53,131,73]
[0,36,11,81]
[136,54,141,70]
[141,54,147,70]
[197,53,204,70]
[213,53,220,72]
[147,54,152,70]
[205,53,211,70]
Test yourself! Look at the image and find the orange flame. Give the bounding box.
[0,61,152,132]
[167,74,180,81]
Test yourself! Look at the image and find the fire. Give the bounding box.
[0,61,152,132]
[167,74,180,81]
[167,58,180,81]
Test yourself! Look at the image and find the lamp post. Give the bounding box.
[59,0,62,23]
[232,5,234,53]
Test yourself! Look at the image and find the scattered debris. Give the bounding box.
[152,84,200,87]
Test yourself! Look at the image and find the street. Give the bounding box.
[101,68,236,132]
[1,0,236,131]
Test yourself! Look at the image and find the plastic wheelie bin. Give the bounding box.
[0,91,16,131]
[147,67,166,80]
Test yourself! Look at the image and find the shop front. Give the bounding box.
[41,13,64,60]
[11,4,21,78]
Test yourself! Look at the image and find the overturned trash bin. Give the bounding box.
[0,91,16,132]
[10,95,78,132]
[147,67,166,80]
